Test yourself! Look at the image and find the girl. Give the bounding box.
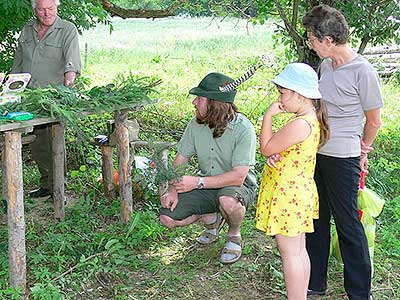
[256,63,329,300]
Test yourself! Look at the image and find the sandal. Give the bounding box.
[220,235,243,264]
[197,213,225,245]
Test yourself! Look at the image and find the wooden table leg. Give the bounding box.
[52,123,65,220]
[101,145,115,199]
[5,131,26,291]
[115,111,132,223]
[2,149,7,202]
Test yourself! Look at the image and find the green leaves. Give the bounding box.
[1,74,160,139]
[148,142,186,187]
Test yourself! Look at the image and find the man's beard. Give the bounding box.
[195,110,207,124]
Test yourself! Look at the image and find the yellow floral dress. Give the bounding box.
[256,115,320,236]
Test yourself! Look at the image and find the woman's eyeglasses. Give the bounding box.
[305,36,319,48]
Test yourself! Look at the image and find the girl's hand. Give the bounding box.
[265,102,284,117]
[267,153,282,168]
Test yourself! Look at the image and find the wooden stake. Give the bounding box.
[2,148,7,203]
[52,123,66,220]
[115,111,132,223]
[101,145,115,199]
[5,131,26,291]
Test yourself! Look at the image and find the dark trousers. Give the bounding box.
[30,126,53,191]
[306,154,371,300]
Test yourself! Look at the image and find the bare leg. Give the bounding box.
[301,234,311,295]
[219,196,245,236]
[159,214,200,229]
[201,212,218,225]
[276,233,308,300]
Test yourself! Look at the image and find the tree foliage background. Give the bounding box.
[0,0,399,72]
[0,0,109,72]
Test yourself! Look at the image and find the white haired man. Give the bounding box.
[12,0,81,198]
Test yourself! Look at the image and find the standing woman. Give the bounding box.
[302,4,383,300]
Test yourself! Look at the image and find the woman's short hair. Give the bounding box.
[31,0,60,8]
[302,4,349,45]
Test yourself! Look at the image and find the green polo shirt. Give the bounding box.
[178,113,257,187]
[12,16,81,88]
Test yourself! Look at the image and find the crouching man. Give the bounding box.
[160,72,258,264]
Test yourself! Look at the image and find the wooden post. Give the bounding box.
[115,111,132,223]
[1,135,36,207]
[5,131,26,291]
[2,149,7,203]
[101,145,115,199]
[52,123,66,220]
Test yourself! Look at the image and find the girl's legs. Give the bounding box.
[276,233,309,300]
[301,233,311,294]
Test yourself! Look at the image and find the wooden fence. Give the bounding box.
[363,47,400,78]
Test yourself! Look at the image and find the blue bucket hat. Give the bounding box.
[272,63,322,99]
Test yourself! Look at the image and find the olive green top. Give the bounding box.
[12,16,81,88]
[178,113,258,187]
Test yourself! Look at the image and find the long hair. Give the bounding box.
[197,99,238,138]
[313,99,330,148]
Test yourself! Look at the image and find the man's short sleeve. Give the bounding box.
[231,119,256,167]
[63,23,81,75]
[177,118,196,159]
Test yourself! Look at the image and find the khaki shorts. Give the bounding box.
[160,179,257,221]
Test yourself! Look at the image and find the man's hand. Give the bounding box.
[267,153,282,168]
[64,71,76,86]
[172,176,198,193]
[161,190,178,211]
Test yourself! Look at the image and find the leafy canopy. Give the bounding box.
[1,0,399,71]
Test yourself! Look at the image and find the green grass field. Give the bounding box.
[0,17,399,300]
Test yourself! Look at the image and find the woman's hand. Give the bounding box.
[360,140,373,173]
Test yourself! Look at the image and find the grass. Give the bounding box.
[0,16,399,299]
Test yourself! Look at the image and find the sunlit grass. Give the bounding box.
[80,17,277,116]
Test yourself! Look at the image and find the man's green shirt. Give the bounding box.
[12,16,81,88]
[178,113,258,187]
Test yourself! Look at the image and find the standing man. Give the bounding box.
[160,72,258,264]
[302,5,383,300]
[12,0,81,198]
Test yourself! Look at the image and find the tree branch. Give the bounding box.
[291,0,300,29]
[101,0,188,19]
[274,0,303,45]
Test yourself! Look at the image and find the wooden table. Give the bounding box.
[1,113,171,292]
[0,117,66,291]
